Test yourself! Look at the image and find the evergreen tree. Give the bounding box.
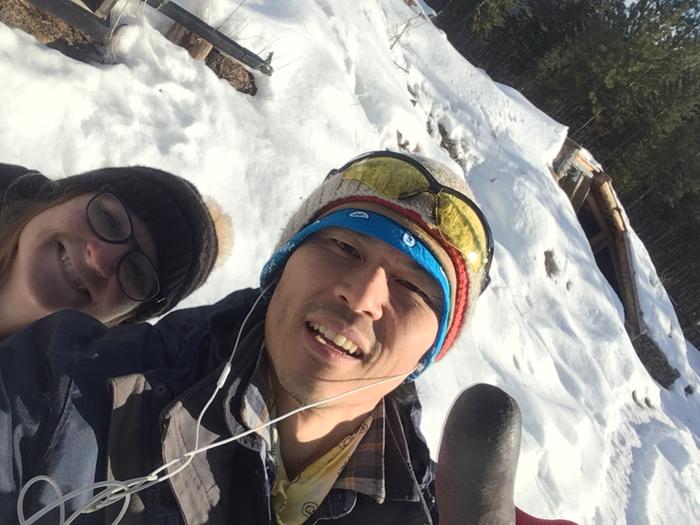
[527,0,699,196]
[428,0,700,294]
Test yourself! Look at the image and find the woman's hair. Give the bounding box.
[0,166,221,323]
[0,196,71,277]
[0,173,76,282]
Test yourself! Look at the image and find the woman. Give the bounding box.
[0,162,221,339]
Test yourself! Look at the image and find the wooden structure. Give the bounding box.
[553,139,681,388]
[552,138,599,212]
[26,0,109,41]
[20,0,273,76]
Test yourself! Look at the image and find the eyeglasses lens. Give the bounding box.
[341,156,491,274]
[119,253,160,301]
[87,193,131,242]
[88,193,160,302]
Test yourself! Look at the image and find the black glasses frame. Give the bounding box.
[85,191,161,302]
[329,150,494,293]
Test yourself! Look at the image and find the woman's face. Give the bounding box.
[6,192,158,325]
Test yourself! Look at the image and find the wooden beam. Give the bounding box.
[570,175,592,212]
[26,0,110,42]
[584,192,613,241]
[589,231,610,254]
[614,233,645,337]
[167,23,214,61]
[147,0,272,75]
[584,189,644,336]
[592,173,627,233]
[68,0,94,11]
[589,173,645,335]
[94,0,119,19]
[165,22,189,45]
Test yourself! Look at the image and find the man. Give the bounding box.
[1,150,494,524]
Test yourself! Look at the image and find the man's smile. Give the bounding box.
[305,321,363,358]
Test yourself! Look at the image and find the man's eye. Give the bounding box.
[396,279,427,299]
[332,239,360,258]
[395,279,440,311]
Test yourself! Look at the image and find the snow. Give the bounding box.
[1,0,698,522]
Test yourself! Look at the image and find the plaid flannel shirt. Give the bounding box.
[239,348,416,522]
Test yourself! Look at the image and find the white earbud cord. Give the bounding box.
[17,287,413,525]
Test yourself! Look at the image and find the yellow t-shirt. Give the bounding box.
[271,415,373,525]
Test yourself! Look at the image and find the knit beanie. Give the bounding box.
[2,165,219,322]
[0,163,30,198]
[261,151,491,373]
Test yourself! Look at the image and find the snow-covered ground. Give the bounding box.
[1,1,698,522]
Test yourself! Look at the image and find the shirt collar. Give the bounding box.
[235,344,424,506]
[332,399,386,503]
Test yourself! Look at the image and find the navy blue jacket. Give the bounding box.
[0,289,436,524]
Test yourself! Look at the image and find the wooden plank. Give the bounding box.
[570,175,592,212]
[552,137,579,174]
[166,23,214,61]
[585,189,645,337]
[185,34,214,61]
[593,178,627,234]
[589,231,610,254]
[584,192,613,241]
[94,0,119,19]
[614,233,645,337]
[190,40,214,61]
[26,0,110,42]
[165,22,190,46]
[147,0,273,75]
[68,0,94,11]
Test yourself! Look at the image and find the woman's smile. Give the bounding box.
[57,242,90,298]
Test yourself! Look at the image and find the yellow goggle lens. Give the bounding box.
[436,192,489,272]
[341,157,431,198]
[340,156,490,274]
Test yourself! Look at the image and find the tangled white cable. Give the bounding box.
[16,287,413,525]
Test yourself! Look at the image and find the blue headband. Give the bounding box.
[260,208,451,378]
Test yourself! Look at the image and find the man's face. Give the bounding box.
[265,226,442,412]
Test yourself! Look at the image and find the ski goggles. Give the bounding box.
[327,151,493,291]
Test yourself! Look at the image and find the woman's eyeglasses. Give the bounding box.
[85,192,160,302]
